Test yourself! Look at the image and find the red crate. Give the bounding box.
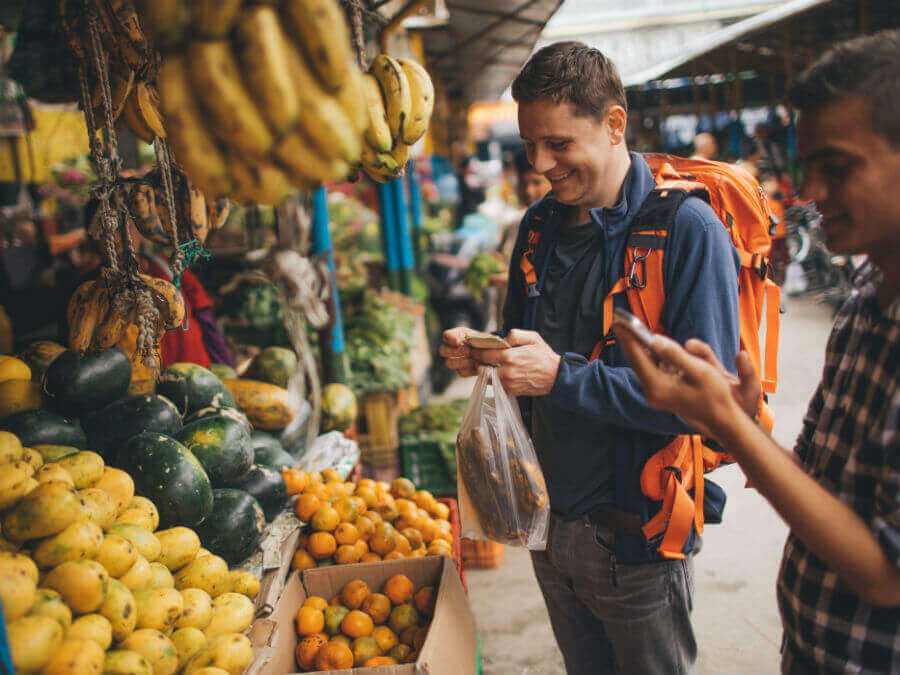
[438,497,466,592]
[461,538,505,570]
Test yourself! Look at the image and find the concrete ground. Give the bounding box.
[437,295,835,674]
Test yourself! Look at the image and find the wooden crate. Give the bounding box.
[461,538,505,569]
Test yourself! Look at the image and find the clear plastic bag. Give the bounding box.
[456,366,549,549]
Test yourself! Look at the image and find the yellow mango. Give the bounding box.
[101,578,138,643]
[183,633,252,675]
[96,534,139,577]
[108,523,161,562]
[148,561,175,588]
[226,570,260,599]
[42,559,109,614]
[172,627,207,668]
[40,638,105,674]
[34,462,74,486]
[203,593,254,639]
[93,467,135,512]
[119,554,153,592]
[156,527,201,571]
[134,587,185,632]
[120,629,179,675]
[0,430,23,462]
[2,481,82,540]
[78,487,118,530]
[173,554,228,597]
[103,650,153,675]
[31,519,103,569]
[27,588,72,631]
[0,460,37,509]
[67,613,113,650]
[8,615,63,672]
[176,588,214,630]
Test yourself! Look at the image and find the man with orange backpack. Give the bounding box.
[440,41,779,674]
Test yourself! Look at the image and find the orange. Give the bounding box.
[323,605,349,636]
[427,539,452,557]
[321,468,343,484]
[361,593,392,624]
[307,532,337,559]
[433,528,453,545]
[375,494,399,522]
[292,549,316,571]
[364,656,398,667]
[308,483,329,502]
[356,478,376,491]
[341,609,374,639]
[435,518,452,532]
[396,498,417,515]
[340,580,371,610]
[354,515,375,540]
[376,481,391,494]
[351,636,382,667]
[325,482,347,501]
[399,625,418,647]
[390,643,411,662]
[294,493,322,522]
[389,604,420,635]
[308,471,324,485]
[360,552,381,563]
[414,586,436,617]
[332,497,359,523]
[369,523,396,556]
[385,551,405,560]
[430,501,450,520]
[334,544,362,565]
[414,490,435,510]
[334,522,359,546]
[328,595,342,606]
[394,533,411,555]
[421,519,438,544]
[408,548,426,558]
[390,477,416,499]
[282,468,309,495]
[350,495,367,515]
[354,486,378,508]
[296,606,325,636]
[315,640,353,671]
[304,596,329,611]
[311,505,340,532]
[413,626,429,650]
[295,634,327,671]
[383,574,414,605]
[405,649,420,664]
[402,528,425,550]
[354,539,369,558]
[372,625,398,653]
[366,510,383,525]
[330,635,351,648]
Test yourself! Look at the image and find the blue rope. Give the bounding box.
[171,239,211,331]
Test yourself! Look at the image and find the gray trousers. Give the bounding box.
[531,515,698,675]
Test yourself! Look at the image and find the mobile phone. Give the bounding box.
[612,308,655,348]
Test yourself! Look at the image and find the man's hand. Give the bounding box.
[438,327,478,378]
[616,329,761,441]
[475,329,561,396]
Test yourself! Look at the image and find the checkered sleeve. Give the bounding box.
[793,382,824,463]
[872,387,900,567]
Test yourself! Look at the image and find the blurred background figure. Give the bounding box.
[691,132,718,160]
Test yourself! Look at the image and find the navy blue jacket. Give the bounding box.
[502,153,741,563]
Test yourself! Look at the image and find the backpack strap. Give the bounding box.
[518,198,554,299]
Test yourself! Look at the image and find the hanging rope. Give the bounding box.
[342,0,368,68]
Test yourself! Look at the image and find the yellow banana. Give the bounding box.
[360,146,400,183]
[68,281,108,353]
[128,180,168,243]
[187,40,275,158]
[157,54,232,198]
[282,41,361,164]
[274,132,349,185]
[191,0,243,38]
[135,83,166,138]
[134,0,188,49]
[183,177,210,245]
[93,67,134,125]
[337,64,370,136]
[92,299,134,351]
[106,0,150,71]
[370,54,412,144]
[397,58,434,145]
[207,198,231,232]
[229,156,296,206]
[119,86,154,143]
[140,275,185,330]
[233,6,300,136]
[391,142,410,171]
[59,0,86,58]
[282,0,352,92]
[361,73,392,153]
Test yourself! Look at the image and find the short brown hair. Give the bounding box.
[789,30,900,146]
[511,41,627,120]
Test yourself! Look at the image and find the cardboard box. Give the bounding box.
[249,556,477,674]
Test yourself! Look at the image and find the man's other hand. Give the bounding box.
[475,329,561,396]
[439,327,478,378]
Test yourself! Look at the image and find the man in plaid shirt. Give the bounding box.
[617,31,900,673]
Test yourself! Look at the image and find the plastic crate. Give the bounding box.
[439,497,466,592]
[461,538,505,569]
[400,432,457,497]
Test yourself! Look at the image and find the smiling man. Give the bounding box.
[440,42,742,674]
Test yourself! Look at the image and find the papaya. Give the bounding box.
[221,378,295,431]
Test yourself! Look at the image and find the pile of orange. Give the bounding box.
[294,574,436,671]
[290,473,454,571]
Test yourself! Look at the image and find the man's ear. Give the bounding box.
[607,105,627,145]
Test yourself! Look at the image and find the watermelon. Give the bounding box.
[157,363,235,416]
[41,348,131,417]
[177,414,253,485]
[246,347,297,389]
[321,383,357,432]
[249,431,295,470]
[225,465,288,521]
[194,489,266,565]
[0,409,86,448]
[116,432,213,528]
[81,395,183,461]
[207,364,238,380]
[184,406,252,435]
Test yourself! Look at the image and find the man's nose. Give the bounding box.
[799,175,826,204]
[531,146,554,174]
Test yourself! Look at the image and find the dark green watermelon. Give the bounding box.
[157,363,235,416]
[41,348,131,417]
[0,409,86,448]
[253,444,295,471]
[225,465,288,521]
[177,414,253,485]
[246,347,297,389]
[116,432,213,528]
[82,395,183,461]
[184,406,252,435]
[195,489,266,565]
[207,364,238,380]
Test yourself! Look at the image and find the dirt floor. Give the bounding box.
[437,295,835,674]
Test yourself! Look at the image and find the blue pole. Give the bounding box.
[310,186,348,382]
[0,598,12,675]
[406,159,424,271]
[377,182,402,290]
[392,178,415,294]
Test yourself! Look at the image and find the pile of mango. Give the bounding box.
[0,430,260,675]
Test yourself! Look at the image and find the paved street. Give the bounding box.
[438,295,836,674]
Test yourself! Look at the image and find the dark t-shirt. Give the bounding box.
[532,220,616,511]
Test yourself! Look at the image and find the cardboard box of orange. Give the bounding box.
[248,556,477,674]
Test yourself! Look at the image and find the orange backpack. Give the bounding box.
[520,154,782,559]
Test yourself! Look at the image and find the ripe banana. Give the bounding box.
[282,0,352,92]
[191,0,243,38]
[397,58,434,145]
[106,0,150,71]
[128,180,168,243]
[183,178,210,245]
[134,0,189,49]
[283,41,361,164]
[93,67,134,125]
[120,82,164,143]
[68,281,109,353]
[59,0,85,58]
[207,198,231,232]
[187,40,275,158]
[274,131,349,185]
[157,54,232,198]
[233,6,300,136]
[229,156,295,206]
[360,146,400,183]
[92,300,134,351]
[140,275,185,330]
[120,88,153,143]
[361,74,392,153]
[370,55,412,144]
[391,141,410,170]
[337,64,370,137]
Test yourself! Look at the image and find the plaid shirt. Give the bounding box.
[778,262,900,674]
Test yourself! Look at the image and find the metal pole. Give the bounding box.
[406,159,424,272]
[311,186,349,383]
[377,182,402,290]
[392,177,415,295]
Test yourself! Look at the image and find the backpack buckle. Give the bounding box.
[526,282,541,298]
[628,250,649,289]
[751,253,769,280]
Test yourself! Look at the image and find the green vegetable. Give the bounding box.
[464,253,504,299]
